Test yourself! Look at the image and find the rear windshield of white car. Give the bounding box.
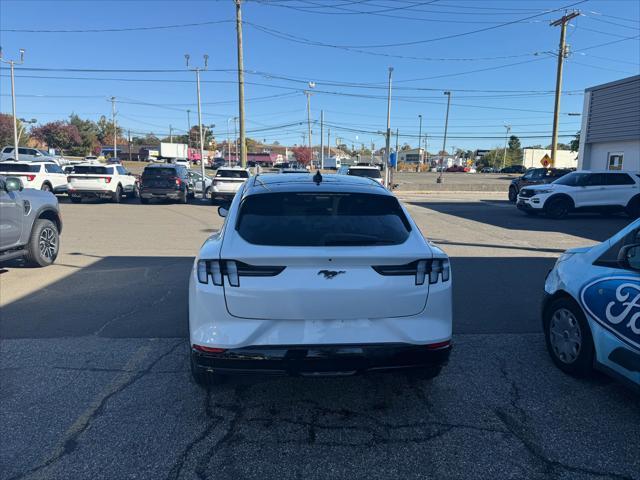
[0,164,40,172]
[216,170,249,179]
[236,192,411,246]
[347,168,382,179]
[73,166,114,175]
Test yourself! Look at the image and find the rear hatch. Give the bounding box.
[214,170,249,193]
[141,167,180,189]
[220,191,430,320]
[0,164,40,186]
[68,165,114,190]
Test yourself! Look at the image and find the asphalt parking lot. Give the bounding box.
[1,193,639,480]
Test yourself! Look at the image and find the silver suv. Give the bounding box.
[1,146,57,163]
[0,176,63,267]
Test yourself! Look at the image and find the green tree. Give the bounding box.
[68,114,99,156]
[507,135,522,165]
[96,115,123,145]
[570,131,580,152]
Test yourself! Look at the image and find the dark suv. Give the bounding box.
[508,167,572,202]
[500,165,527,174]
[139,164,192,204]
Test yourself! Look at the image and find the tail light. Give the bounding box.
[104,177,112,184]
[26,175,36,181]
[197,260,285,286]
[372,258,450,285]
[173,176,182,186]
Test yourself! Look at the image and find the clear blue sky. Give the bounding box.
[1,0,639,152]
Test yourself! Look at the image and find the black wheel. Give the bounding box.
[41,183,52,192]
[508,186,518,203]
[190,353,227,387]
[544,297,594,377]
[70,196,82,204]
[545,197,571,219]
[626,196,640,218]
[113,185,123,203]
[140,196,149,204]
[25,219,59,267]
[179,189,188,204]
[128,184,140,200]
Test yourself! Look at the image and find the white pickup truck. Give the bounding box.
[67,163,138,203]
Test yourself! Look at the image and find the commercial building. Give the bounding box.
[523,148,577,169]
[397,148,425,164]
[578,75,640,172]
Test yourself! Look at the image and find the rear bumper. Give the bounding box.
[140,188,182,199]
[192,342,451,376]
[69,189,113,198]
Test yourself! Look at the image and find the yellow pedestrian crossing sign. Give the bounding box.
[540,154,552,167]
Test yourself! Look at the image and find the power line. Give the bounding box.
[1,19,234,33]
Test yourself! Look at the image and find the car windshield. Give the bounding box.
[216,170,249,179]
[347,168,381,179]
[552,172,589,186]
[73,166,113,175]
[143,167,177,176]
[38,150,49,156]
[237,192,411,246]
[0,164,39,172]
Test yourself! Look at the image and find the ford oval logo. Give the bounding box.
[580,276,640,350]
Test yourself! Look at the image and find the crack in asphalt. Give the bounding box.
[7,340,184,480]
[494,358,634,480]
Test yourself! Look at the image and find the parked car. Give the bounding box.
[173,158,191,169]
[543,219,639,389]
[188,173,452,385]
[445,165,465,173]
[347,165,383,185]
[0,175,62,267]
[139,163,191,204]
[0,161,68,194]
[500,165,527,174]
[508,167,572,202]
[517,170,640,219]
[210,167,250,204]
[188,170,213,198]
[481,167,497,173]
[1,146,59,164]
[67,163,138,203]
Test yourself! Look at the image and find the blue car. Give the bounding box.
[543,220,640,390]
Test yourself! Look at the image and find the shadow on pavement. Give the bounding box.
[0,256,193,339]
[409,200,631,242]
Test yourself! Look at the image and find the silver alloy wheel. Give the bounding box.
[39,227,57,260]
[549,308,582,364]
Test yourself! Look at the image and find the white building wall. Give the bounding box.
[580,139,640,172]
[522,149,578,169]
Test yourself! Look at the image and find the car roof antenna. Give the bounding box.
[313,170,322,185]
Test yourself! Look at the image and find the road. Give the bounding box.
[1,193,639,480]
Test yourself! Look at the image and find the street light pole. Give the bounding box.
[186,110,191,149]
[502,124,511,170]
[185,53,208,195]
[1,48,25,160]
[438,91,451,184]
[418,114,423,165]
[111,96,117,161]
[385,67,394,188]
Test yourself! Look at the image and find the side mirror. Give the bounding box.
[618,243,640,271]
[5,176,24,192]
[218,206,228,218]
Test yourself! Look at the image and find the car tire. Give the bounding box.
[25,219,59,267]
[140,197,149,204]
[545,197,571,219]
[70,196,82,204]
[179,190,188,204]
[113,185,123,203]
[543,297,594,377]
[128,184,139,200]
[190,353,227,387]
[508,186,518,203]
[625,196,640,218]
[41,183,52,192]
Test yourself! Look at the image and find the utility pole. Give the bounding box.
[235,0,247,168]
[111,96,117,161]
[226,118,232,165]
[327,128,331,161]
[438,91,451,184]
[550,10,580,164]
[385,67,394,188]
[234,117,239,164]
[418,114,423,165]
[186,110,191,149]
[304,89,314,162]
[169,125,173,143]
[320,109,324,169]
[0,48,25,161]
[128,130,132,162]
[502,124,511,169]
[185,53,208,194]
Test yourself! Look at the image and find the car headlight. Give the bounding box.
[534,189,553,195]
